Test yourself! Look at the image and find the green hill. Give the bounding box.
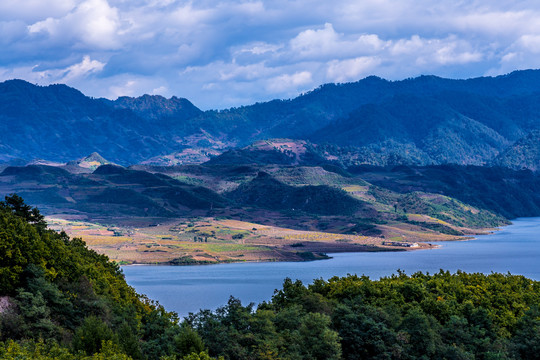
[2,195,540,359]
[355,164,540,219]
[0,194,203,359]
[0,164,229,220]
[227,171,370,216]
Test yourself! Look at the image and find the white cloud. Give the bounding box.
[516,34,540,53]
[326,57,381,83]
[453,10,540,38]
[28,0,122,49]
[0,56,105,89]
[3,0,540,108]
[219,62,272,81]
[289,23,387,61]
[290,23,340,56]
[267,71,313,93]
[151,85,168,95]
[434,45,482,65]
[62,55,105,81]
[233,42,282,57]
[0,0,76,22]
[109,80,138,98]
[390,35,425,56]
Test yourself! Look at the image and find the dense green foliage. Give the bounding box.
[0,195,213,359]
[188,272,540,360]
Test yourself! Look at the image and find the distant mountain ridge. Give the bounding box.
[3,70,540,168]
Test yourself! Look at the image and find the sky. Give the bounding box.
[1,1,540,109]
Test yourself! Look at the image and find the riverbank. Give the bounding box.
[46,215,485,265]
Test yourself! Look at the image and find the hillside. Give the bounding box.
[0,164,229,220]
[206,139,332,166]
[355,164,540,219]
[227,171,366,216]
[110,94,203,121]
[493,130,540,171]
[64,152,115,173]
[0,195,192,359]
[0,80,204,164]
[188,272,540,360]
[0,159,518,266]
[3,70,540,167]
[311,95,510,165]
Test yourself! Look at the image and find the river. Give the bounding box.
[123,217,540,318]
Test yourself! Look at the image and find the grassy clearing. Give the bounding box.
[343,185,369,192]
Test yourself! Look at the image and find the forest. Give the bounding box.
[1,195,540,359]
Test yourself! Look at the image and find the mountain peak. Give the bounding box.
[112,93,202,120]
[84,152,108,162]
[67,152,113,171]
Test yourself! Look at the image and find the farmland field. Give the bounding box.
[46,216,436,265]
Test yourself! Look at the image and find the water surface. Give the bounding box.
[123,217,540,317]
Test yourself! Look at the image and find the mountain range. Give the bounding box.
[2,70,540,169]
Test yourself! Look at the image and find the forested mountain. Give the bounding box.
[3,70,540,168]
[355,164,540,219]
[0,80,205,165]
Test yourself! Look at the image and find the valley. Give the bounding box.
[2,72,540,265]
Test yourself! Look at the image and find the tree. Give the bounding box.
[0,194,47,231]
[298,312,341,360]
[511,307,540,359]
[72,316,115,355]
[174,323,205,358]
[13,288,59,340]
[398,307,441,359]
[181,350,224,360]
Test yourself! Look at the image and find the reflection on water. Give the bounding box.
[123,217,540,317]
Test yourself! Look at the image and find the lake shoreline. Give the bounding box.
[48,215,504,267]
[116,226,502,266]
[123,217,540,318]
[117,224,504,266]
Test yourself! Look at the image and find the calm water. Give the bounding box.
[123,217,540,318]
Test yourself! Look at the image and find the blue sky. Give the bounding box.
[1,0,540,109]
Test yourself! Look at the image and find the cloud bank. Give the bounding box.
[2,0,540,109]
